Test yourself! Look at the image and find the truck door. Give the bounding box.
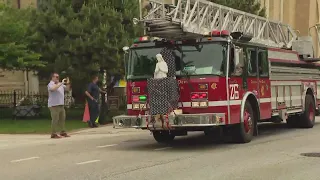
[246,47,271,120]
[228,45,246,124]
[257,48,271,119]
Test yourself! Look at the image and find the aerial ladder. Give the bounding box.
[135,0,298,49]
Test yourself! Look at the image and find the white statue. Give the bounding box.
[154,54,168,79]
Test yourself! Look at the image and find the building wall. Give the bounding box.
[7,0,37,8]
[0,70,24,91]
[260,0,320,57]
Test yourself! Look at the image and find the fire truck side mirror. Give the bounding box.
[123,46,130,53]
[133,18,139,25]
[234,46,244,67]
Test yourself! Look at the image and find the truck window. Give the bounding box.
[127,47,181,80]
[232,46,245,76]
[247,48,257,76]
[128,48,160,79]
[177,43,227,76]
[258,50,268,77]
[229,47,235,75]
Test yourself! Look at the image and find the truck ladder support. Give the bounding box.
[140,0,297,48]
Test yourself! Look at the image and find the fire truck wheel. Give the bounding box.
[152,131,175,144]
[233,101,255,143]
[300,94,315,128]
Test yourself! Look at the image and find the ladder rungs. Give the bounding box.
[139,0,298,48]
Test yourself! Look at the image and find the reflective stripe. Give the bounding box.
[126,98,271,109]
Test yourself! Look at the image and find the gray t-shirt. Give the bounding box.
[48,81,66,107]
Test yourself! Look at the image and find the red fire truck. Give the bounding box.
[113,0,320,143]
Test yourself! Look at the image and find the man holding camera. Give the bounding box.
[48,72,70,139]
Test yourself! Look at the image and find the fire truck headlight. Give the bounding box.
[191,102,200,107]
[133,103,140,110]
[139,103,147,109]
[199,101,208,107]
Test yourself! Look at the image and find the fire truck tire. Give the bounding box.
[300,94,315,128]
[232,101,255,143]
[152,131,175,144]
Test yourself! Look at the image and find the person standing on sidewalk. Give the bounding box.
[85,75,106,128]
[48,72,70,139]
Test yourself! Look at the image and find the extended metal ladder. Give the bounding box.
[138,0,297,48]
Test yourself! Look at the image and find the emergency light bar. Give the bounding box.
[132,95,147,102]
[133,36,150,43]
[133,36,164,43]
[210,30,230,37]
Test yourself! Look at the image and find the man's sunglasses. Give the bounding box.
[54,76,59,78]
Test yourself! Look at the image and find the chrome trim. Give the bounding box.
[112,113,226,129]
[226,40,231,124]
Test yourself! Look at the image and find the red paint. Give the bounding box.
[246,77,271,120]
[268,48,299,54]
[309,103,314,122]
[269,58,320,67]
[243,110,252,133]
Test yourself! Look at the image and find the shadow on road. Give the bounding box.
[115,122,320,152]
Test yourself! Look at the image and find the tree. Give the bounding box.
[27,0,141,101]
[210,0,266,17]
[0,4,43,70]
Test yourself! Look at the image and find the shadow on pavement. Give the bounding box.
[115,122,320,152]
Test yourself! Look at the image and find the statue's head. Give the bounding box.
[156,54,164,62]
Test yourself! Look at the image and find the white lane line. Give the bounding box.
[96,144,118,148]
[11,157,40,163]
[154,147,172,151]
[76,160,101,165]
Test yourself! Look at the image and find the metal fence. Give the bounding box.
[0,90,127,121]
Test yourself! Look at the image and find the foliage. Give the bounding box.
[27,0,141,97]
[209,0,266,17]
[0,4,43,70]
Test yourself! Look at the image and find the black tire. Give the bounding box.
[232,102,255,143]
[153,131,175,144]
[300,94,315,128]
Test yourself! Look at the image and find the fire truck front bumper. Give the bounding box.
[112,113,226,129]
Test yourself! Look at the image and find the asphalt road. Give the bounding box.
[1,118,320,180]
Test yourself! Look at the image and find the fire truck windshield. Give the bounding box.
[127,42,227,80]
[177,43,226,76]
